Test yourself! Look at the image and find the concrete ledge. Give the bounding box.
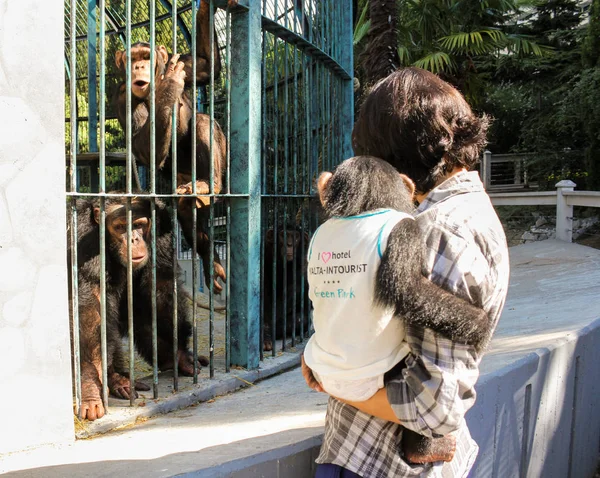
[77,347,303,438]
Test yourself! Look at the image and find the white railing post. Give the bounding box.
[555,180,576,242]
[482,150,492,190]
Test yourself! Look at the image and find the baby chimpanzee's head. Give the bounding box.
[317,155,415,218]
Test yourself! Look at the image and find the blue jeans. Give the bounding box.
[315,463,363,478]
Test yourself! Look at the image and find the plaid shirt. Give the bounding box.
[315,171,510,477]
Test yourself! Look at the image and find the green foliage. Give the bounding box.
[582,0,600,67]
[475,0,600,189]
[413,51,454,74]
[353,1,371,46]
[484,83,534,152]
[390,0,548,103]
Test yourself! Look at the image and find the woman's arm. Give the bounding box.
[335,388,402,424]
[300,355,401,424]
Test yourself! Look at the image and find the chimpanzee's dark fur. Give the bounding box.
[113,0,227,292]
[262,227,311,351]
[69,195,207,421]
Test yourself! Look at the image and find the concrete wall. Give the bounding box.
[203,318,600,478]
[469,319,600,478]
[0,0,74,455]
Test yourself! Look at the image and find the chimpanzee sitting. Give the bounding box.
[263,227,311,351]
[70,195,207,421]
[303,156,491,462]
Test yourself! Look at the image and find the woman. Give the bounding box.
[303,68,510,478]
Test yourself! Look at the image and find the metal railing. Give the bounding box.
[489,181,600,243]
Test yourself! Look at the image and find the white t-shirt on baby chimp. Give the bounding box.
[303,208,412,401]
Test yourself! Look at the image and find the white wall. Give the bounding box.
[0,0,74,454]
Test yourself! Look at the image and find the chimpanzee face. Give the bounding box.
[95,206,151,270]
[280,231,300,262]
[115,43,169,100]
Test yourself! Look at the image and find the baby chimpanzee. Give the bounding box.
[303,156,490,463]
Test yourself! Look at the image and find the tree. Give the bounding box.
[582,0,600,68]
[358,0,400,85]
[579,0,600,188]
[484,0,590,187]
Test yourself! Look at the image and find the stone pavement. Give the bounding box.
[2,240,600,477]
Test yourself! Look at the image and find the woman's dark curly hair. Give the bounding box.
[352,67,489,194]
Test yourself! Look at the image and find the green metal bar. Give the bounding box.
[150,0,159,401]
[271,10,279,356]
[229,0,262,369]
[225,3,232,372]
[126,0,132,194]
[281,17,290,352]
[171,0,180,392]
[69,0,81,418]
[340,0,354,160]
[87,0,98,154]
[291,44,298,347]
[124,0,136,408]
[98,0,109,412]
[68,6,158,43]
[126,197,135,407]
[209,0,216,379]
[69,0,82,419]
[259,7,267,363]
[66,191,252,198]
[191,0,199,383]
[158,0,193,47]
[260,17,350,80]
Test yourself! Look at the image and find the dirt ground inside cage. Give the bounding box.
[74,293,308,438]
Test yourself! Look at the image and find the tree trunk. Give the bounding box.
[360,0,399,85]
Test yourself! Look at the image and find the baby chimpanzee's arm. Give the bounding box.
[375,219,490,351]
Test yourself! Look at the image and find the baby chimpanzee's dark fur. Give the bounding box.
[320,156,491,463]
[69,195,207,421]
[320,156,490,348]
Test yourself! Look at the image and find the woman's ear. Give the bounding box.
[399,174,416,199]
[317,172,333,207]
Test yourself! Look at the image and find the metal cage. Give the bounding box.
[65,0,352,422]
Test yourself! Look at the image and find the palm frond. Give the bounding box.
[353,1,371,46]
[397,45,412,65]
[505,34,552,56]
[439,30,505,55]
[413,51,455,74]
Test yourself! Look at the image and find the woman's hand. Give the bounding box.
[301,355,324,392]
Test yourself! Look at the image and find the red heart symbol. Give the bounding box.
[322,252,332,263]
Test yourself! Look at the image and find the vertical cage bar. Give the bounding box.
[340,0,354,159]
[124,0,136,409]
[229,0,262,369]
[191,0,199,383]
[150,0,159,401]
[87,0,98,155]
[282,25,290,353]
[291,43,298,347]
[300,50,307,341]
[98,0,109,411]
[126,197,135,406]
[69,0,82,418]
[271,10,279,355]
[171,0,180,391]
[225,4,232,372]
[259,7,267,364]
[125,0,132,194]
[208,0,216,379]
